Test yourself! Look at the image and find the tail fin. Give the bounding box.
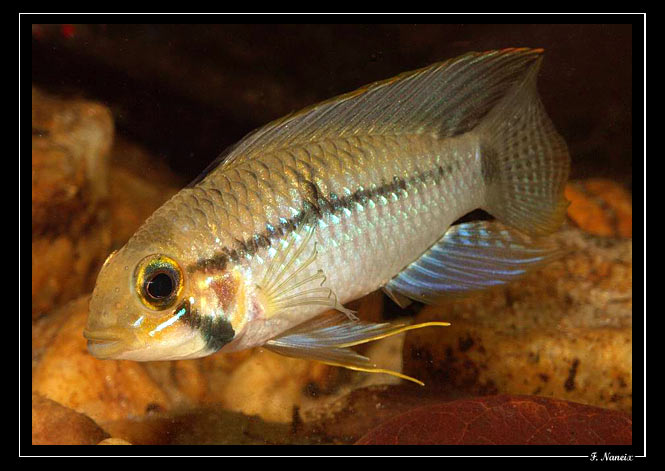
[477,57,570,236]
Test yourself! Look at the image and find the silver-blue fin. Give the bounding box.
[382,286,413,308]
[264,311,449,386]
[385,221,561,305]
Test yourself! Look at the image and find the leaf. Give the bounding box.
[355,394,632,445]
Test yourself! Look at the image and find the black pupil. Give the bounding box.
[146,272,174,299]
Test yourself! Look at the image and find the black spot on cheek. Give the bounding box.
[205,315,235,352]
[178,299,235,352]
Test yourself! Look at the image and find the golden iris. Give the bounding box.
[134,254,183,310]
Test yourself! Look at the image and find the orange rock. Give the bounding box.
[565,179,632,238]
[97,438,132,445]
[31,87,113,235]
[31,87,114,319]
[32,229,111,320]
[32,393,109,445]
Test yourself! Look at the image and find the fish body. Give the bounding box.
[85,49,569,384]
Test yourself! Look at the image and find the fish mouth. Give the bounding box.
[83,328,133,359]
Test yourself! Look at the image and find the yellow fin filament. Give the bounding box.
[336,321,451,348]
[318,360,427,387]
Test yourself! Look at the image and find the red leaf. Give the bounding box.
[355,395,632,445]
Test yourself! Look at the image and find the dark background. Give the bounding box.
[31,23,635,190]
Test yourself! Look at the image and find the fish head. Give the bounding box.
[84,240,253,361]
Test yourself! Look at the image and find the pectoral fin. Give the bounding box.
[264,311,449,386]
[257,222,357,320]
[385,220,562,305]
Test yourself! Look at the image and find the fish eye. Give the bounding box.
[146,272,175,299]
[134,254,183,310]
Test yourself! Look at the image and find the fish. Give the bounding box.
[84,48,570,386]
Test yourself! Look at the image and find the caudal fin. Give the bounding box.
[477,56,570,236]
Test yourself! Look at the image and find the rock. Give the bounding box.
[31,87,114,319]
[97,438,132,445]
[565,179,632,238]
[31,87,113,234]
[31,231,111,320]
[32,393,109,445]
[32,296,71,373]
[100,406,311,445]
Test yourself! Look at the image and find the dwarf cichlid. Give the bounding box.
[85,48,570,385]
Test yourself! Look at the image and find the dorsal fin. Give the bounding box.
[192,48,544,184]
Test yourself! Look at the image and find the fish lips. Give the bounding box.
[83,328,136,359]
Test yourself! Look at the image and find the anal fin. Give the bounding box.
[382,285,413,309]
[264,311,449,386]
[385,220,562,305]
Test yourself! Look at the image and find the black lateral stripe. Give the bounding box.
[188,161,456,273]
